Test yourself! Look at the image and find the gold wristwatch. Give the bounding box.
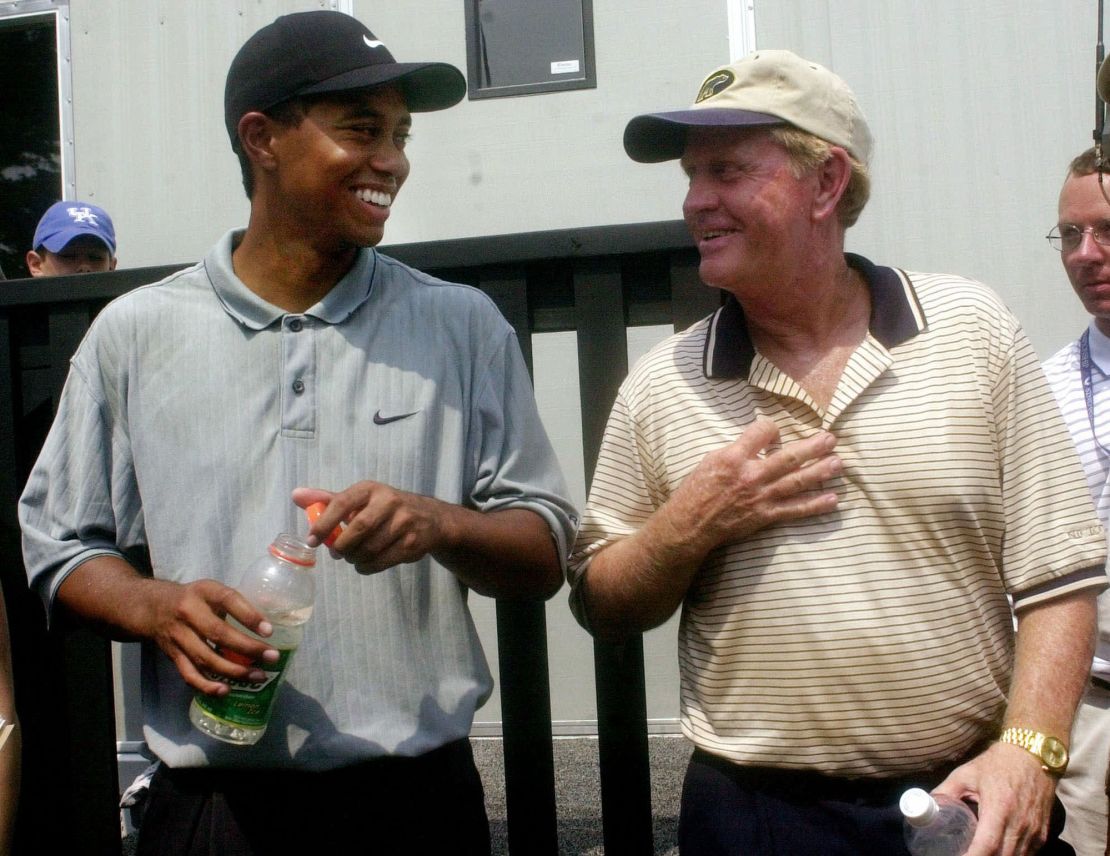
[998,727,1069,776]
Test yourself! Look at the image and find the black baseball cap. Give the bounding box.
[224,11,466,147]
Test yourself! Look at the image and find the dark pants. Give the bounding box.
[137,739,491,856]
[679,748,1073,856]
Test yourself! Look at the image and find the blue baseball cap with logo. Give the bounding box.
[33,201,117,255]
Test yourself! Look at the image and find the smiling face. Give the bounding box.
[1058,171,1110,336]
[680,127,818,299]
[266,86,412,251]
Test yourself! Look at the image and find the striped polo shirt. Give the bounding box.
[570,254,1107,778]
[1043,322,1110,680]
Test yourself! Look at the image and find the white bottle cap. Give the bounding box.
[900,788,939,827]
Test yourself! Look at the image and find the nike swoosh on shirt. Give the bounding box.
[373,410,419,425]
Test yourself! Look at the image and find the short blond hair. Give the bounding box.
[769,125,871,228]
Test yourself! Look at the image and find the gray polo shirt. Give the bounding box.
[20,230,577,770]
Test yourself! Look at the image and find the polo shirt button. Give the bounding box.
[292,379,305,394]
[289,319,303,332]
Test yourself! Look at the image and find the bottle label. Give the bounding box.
[193,648,296,730]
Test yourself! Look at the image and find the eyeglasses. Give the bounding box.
[1046,221,1110,253]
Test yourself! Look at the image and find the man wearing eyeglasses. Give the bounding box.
[1042,146,1110,856]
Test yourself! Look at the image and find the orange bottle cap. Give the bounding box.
[305,501,342,548]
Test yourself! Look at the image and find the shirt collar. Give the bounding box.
[1087,320,1110,376]
[203,230,378,330]
[703,253,928,379]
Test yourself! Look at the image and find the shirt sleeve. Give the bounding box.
[992,319,1107,608]
[467,326,578,571]
[566,385,660,630]
[18,332,145,620]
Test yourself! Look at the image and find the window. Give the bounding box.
[0,2,73,280]
[464,0,596,99]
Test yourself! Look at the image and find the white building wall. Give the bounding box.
[68,0,728,268]
[753,0,1099,359]
[65,0,1097,358]
[67,0,307,267]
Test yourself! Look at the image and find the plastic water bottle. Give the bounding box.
[900,787,977,856]
[189,532,316,744]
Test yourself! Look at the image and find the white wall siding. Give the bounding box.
[68,0,729,268]
[753,0,1098,358]
[63,0,1105,351]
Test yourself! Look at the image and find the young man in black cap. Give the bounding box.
[19,11,575,854]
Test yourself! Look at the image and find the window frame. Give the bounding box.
[463,0,597,100]
[0,1,74,278]
[1,1,75,197]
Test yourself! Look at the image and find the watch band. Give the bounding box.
[998,726,1069,775]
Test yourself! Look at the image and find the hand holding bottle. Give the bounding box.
[901,788,977,856]
[190,532,317,745]
[148,576,280,695]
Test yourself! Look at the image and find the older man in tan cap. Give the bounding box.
[568,49,1105,855]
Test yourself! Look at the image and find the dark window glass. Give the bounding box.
[465,0,596,99]
[0,14,61,280]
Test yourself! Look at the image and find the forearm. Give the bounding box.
[433,505,563,600]
[580,423,842,641]
[1005,589,1097,740]
[580,502,712,641]
[935,590,1098,856]
[57,556,283,694]
[55,555,172,641]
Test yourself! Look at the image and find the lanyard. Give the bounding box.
[1079,329,1110,457]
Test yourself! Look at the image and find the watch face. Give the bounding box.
[1042,737,1069,770]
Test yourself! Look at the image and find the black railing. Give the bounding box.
[0,220,715,855]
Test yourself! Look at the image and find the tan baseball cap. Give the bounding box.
[1099,54,1110,103]
[623,49,872,164]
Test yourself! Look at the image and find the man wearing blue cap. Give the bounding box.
[569,49,1103,854]
[25,200,116,276]
[19,10,574,854]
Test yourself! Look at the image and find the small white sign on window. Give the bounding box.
[551,59,581,75]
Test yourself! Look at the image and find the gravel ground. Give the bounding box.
[121,734,690,854]
[478,734,689,855]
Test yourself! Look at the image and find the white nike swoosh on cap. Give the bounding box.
[363,36,384,48]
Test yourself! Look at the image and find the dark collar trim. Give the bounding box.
[703,253,927,379]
